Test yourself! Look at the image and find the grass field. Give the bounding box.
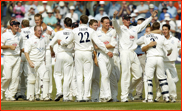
[1,64,181,110]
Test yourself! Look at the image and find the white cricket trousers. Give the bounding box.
[119,50,142,100]
[110,54,120,101]
[46,50,52,94]
[1,55,21,97]
[136,54,146,96]
[91,63,100,101]
[70,64,78,99]
[27,61,49,100]
[155,61,178,99]
[75,50,93,100]
[17,53,28,96]
[97,52,113,100]
[54,52,73,100]
[145,57,169,100]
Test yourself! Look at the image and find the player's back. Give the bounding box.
[21,27,33,49]
[73,24,95,51]
[142,33,169,57]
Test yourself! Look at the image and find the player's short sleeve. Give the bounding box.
[24,39,32,53]
[1,33,6,46]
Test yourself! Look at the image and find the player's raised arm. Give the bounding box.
[136,10,158,33]
[92,32,113,58]
[112,11,121,34]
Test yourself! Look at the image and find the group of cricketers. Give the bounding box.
[1,9,181,103]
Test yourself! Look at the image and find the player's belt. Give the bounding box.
[137,54,143,56]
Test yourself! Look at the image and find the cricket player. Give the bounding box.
[95,17,117,102]
[32,14,55,100]
[15,19,33,100]
[112,10,158,102]
[1,20,23,101]
[89,19,100,102]
[154,24,181,103]
[58,15,113,102]
[24,25,50,101]
[50,17,74,102]
[141,22,172,102]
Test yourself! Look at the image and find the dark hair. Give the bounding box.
[34,13,43,20]
[89,19,98,26]
[162,24,170,30]
[137,18,145,22]
[101,16,110,23]
[34,25,41,31]
[72,22,79,28]
[64,17,72,27]
[21,19,29,27]
[80,15,88,24]
[151,22,160,31]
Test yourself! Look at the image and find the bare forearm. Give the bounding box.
[1,45,11,49]
[142,45,150,52]
[105,44,115,49]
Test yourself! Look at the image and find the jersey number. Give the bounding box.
[150,38,156,48]
[26,35,29,39]
[78,32,90,43]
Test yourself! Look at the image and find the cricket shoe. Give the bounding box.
[92,99,99,102]
[170,97,176,103]
[35,94,40,101]
[15,93,22,100]
[154,96,161,102]
[134,95,142,100]
[148,99,153,103]
[6,96,16,101]
[28,95,34,102]
[54,93,63,101]
[121,98,128,102]
[164,97,170,103]
[128,93,134,101]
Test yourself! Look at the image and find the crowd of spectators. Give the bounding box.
[1,1,181,39]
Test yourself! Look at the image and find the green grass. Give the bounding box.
[1,64,181,110]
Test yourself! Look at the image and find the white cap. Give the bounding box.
[70,6,75,10]
[164,17,171,21]
[42,1,47,3]
[149,4,154,8]
[165,13,170,17]
[134,9,139,13]
[29,6,35,10]
[47,9,53,13]
[130,13,136,17]
[88,15,95,22]
[99,1,105,4]
[59,1,64,7]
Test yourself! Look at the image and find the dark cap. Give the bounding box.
[72,22,79,28]
[10,21,20,26]
[123,14,131,20]
[162,7,168,10]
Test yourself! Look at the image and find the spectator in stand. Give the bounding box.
[65,6,78,23]
[13,1,25,24]
[174,1,181,20]
[34,1,39,7]
[24,6,36,27]
[95,8,108,27]
[146,4,158,18]
[58,1,69,20]
[55,9,62,25]
[64,2,69,10]
[1,1,14,27]
[51,1,60,12]
[158,1,168,12]
[133,9,142,21]
[160,13,176,36]
[25,1,39,14]
[130,13,137,26]
[128,1,136,13]
[107,1,121,19]
[54,23,63,32]
[146,1,158,10]
[136,1,149,18]
[118,1,131,18]
[43,9,57,29]
[37,1,52,18]
[93,1,107,16]
[74,1,84,21]
[159,7,173,22]
[167,1,177,18]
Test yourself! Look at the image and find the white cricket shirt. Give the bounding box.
[112,16,152,51]
[141,33,172,57]
[50,28,74,53]
[1,30,23,56]
[61,24,109,54]
[21,27,33,49]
